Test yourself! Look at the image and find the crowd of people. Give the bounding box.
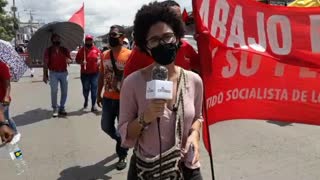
[0,1,204,179]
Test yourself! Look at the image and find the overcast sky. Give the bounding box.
[5,0,192,36]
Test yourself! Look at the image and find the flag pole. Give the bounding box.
[83,46,87,70]
[201,78,216,180]
[191,0,216,179]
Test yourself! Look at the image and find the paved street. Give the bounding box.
[1,65,320,180]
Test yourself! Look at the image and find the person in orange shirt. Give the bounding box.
[97,25,131,171]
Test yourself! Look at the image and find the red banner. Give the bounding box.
[192,0,320,151]
[194,0,320,68]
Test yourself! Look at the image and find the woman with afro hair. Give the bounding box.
[119,2,204,180]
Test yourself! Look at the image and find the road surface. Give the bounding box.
[0,65,319,180]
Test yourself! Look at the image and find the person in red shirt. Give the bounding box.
[76,35,101,112]
[123,0,200,79]
[0,61,17,133]
[43,34,71,117]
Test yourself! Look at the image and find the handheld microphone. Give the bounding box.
[152,65,168,81]
[146,65,173,100]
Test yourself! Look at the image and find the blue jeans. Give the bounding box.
[3,106,17,133]
[101,98,128,158]
[49,71,68,110]
[80,73,99,107]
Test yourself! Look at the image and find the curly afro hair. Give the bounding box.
[161,0,180,7]
[133,1,185,53]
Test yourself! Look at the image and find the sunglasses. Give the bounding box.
[109,32,123,38]
[146,33,177,49]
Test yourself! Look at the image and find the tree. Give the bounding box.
[0,0,17,42]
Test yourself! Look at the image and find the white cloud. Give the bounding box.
[6,0,192,36]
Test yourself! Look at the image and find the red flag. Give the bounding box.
[69,3,85,29]
[182,8,189,23]
[193,0,320,152]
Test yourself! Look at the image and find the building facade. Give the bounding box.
[15,22,41,45]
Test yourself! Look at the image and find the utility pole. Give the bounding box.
[24,9,36,40]
[11,0,18,47]
[28,10,34,35]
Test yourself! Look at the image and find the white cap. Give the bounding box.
[124,38,129,44]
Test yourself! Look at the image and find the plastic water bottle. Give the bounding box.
[6,133,28,175]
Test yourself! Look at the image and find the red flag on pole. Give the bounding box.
[182,8,189,23]
[69,3,85,29]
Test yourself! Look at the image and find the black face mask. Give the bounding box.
[150,43,179,66]
[85,44,93,48]
[109,37,120,47]
[52,41,61,46]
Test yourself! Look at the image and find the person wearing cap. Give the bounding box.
[76,35,101,112]
[97,25,131,170]
[43,34,71,117]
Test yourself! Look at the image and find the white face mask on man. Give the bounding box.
[123,43,129,49]
[123,38,130,49]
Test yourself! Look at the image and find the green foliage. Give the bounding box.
[0,0,8,14]
[0,0,18,41]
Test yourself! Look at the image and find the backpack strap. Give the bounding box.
[174,68,186,147]
[110,50,122,80]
